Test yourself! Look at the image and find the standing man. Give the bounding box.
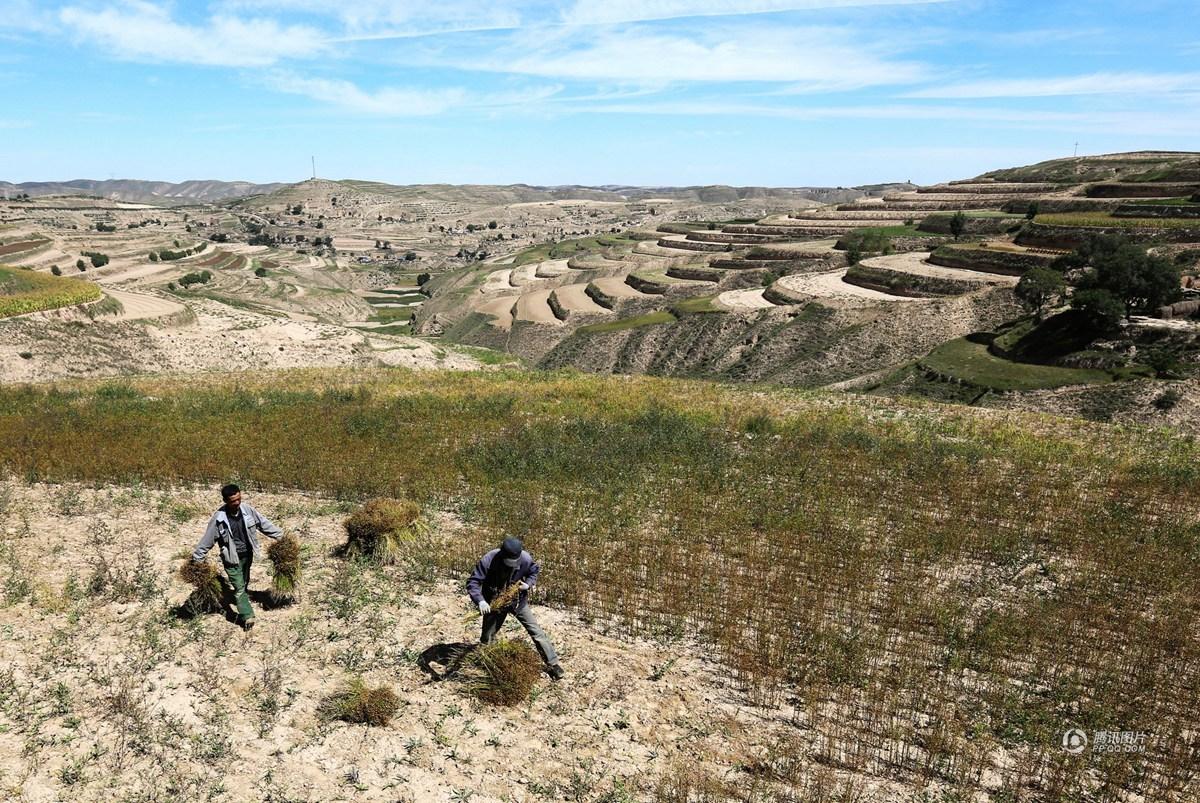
[192,484,283,632]
[467,537,564,680]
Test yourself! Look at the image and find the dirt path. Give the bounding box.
[859,252,1019,285]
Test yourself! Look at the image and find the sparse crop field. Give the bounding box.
[0,237,51,257]
[0,265,102,318]
[1035,212,1200,230]
[0,369,1196,801]
[511,234,648,266]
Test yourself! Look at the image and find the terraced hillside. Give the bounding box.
[423,152,1200,415]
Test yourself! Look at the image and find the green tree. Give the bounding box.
[50,265,62,276]
[75,259,86,272]
[1016,267,1066,321]
[949,211,967,241]
[1077,241,1180,320]
[1025,201,1040,220]
[1070,288,1125,333]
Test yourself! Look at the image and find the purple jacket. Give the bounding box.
[466,548,540,609]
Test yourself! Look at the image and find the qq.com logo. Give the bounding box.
[1062,729,1089,754]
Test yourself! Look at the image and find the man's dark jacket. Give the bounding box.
[466,549,539,610]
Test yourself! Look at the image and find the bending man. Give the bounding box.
[467,537,564,680]
[192,484,283,631]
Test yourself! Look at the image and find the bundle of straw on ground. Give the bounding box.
[341,498,427,565]
[454,640,543,706]
[266,532,301,605]
[317,677,402,726]
[178,558,224,614]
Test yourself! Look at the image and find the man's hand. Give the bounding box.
[478,600,491,615]
[518,582,530,591]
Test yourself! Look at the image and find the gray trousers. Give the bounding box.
[481,604,559,666]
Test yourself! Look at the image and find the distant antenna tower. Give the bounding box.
[1073,142,1079,158]
[311,156,316,179]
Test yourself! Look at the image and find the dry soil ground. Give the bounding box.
[0,481,922,803]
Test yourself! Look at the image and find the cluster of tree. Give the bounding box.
[248,232,276,246]
[1015,235,1181,331]
[842,229,893,265]
[155,248,193,262]
[81,251,109,268]
[209,232,230,243]
[179,270,213,288]
[94,222,117,233]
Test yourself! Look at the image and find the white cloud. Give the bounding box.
[264,71,562,115]
[222,0,954,32]
[907,72,1200,98]
[458,26,928,87]
[578,99,1200,136]
[561,0,954,26]
[220,0,523,38]
[58,1,327,67]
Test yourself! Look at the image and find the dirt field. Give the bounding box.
[0,480,909,803]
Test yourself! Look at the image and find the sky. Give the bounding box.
[0,0,1197,187]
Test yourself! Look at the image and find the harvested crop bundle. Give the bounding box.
[489,581,523,613]
[341,498,427,565]
[318,678,402,726]
[267,532,302,605]
[178,558,224,613]
[455,639,542,706]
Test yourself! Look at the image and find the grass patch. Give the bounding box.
[851,224,926,237]
[364,294,424,306]
[368,307,415,324]
[453,345,521,365]
[0,265,102,318]
[671,295,725,315]
[576,310,677,334]
[921,336,1113,391]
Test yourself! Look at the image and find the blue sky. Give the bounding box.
[1,0,1197,186]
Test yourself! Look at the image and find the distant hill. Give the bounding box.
[0,179,290,205]
[1,177,919,208]
[975,151,1200,184]
[252,179,918,207]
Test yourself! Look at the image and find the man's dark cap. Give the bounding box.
[499,537,524,568]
